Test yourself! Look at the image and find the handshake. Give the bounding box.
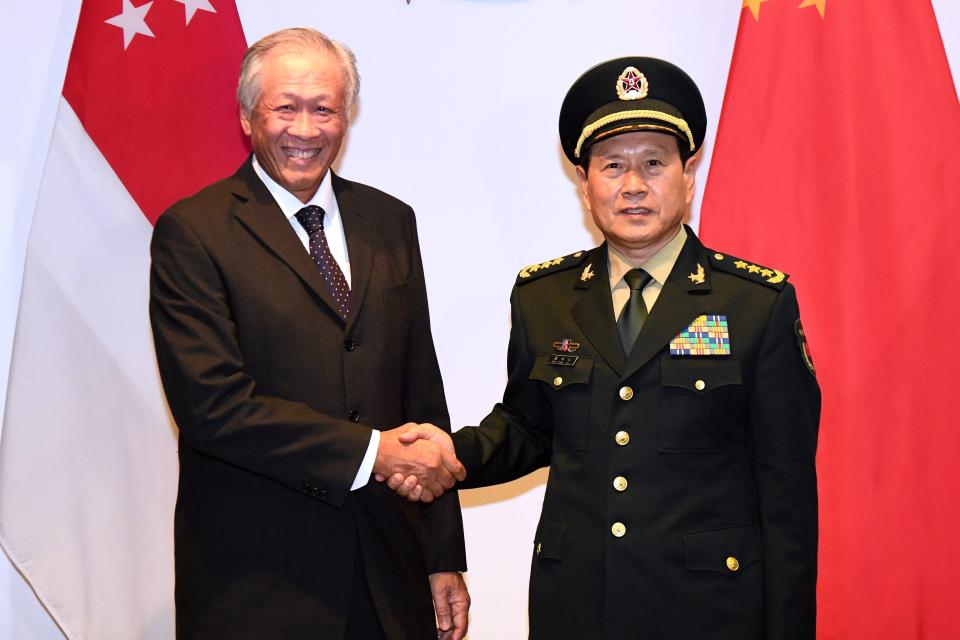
[373,423,464,502]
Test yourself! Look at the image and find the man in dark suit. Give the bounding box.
[388,57,820,639]
[149,28,469,640]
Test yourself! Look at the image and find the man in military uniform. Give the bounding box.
[386,57,820,639]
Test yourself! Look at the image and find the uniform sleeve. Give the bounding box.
[453,286,553,488]
[748,283,820,639]
[399,209,467,573]
[149,211,371,508]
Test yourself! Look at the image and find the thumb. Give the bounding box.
[396,424,425,444]
[434,588,452,632]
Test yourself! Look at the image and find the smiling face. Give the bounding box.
[240,47,348,203]
[576,131,698,262]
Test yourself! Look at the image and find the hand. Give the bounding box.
[375,424,465,502]
[429,571,470,640]
[372,423,465,503]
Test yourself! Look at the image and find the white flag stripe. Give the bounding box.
[0,100,176,639]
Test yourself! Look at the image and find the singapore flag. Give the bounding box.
[0,1,247,637]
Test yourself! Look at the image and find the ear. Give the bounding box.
[575,164,592,212]
[682,152,701,205]
[239,106,252,136]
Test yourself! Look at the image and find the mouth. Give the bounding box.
[283,147,322,161]
[619,207,653,216]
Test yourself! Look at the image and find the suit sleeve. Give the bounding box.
[453,285,553,488]
[149,211,371,508]
[399,209,467,573]
[748,283,820,640]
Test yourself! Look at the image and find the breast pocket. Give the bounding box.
[658,358,745,452]
[529,355,594,451]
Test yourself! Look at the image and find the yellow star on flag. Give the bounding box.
[743,0,768,20]
[798,0,826,18]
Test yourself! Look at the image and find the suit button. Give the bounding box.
[613,476,628,492]
[553,376,563,387]
[344,339,357,352]
[619,386,634,401]
[611,522,626,538]
[694,379,706,391]
[615,431,630,446]
[726,556,740,572]
[348,410,360,422]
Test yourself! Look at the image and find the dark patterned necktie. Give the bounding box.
[294,205,351,316]
[617,268,653,356]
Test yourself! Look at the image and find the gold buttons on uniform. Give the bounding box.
[714,253,724,260]
[694,379,706,391]
[611,522,626,538]
[553,376,563,387]
[536,543,542,556]
[619,386,634,400]
[613,476,628,492]
[615,431,630,446]
[726,556,740,572]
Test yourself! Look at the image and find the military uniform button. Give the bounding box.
[694,379,706,391]
[619,386,634,400]
[613,476,628,492]
[726,556,740,572]
[553,376,563,387]
[714,253,724,260]
[611,522,626,538]
[535,543,542,556]
[615,430,630,446]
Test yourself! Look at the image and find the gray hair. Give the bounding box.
[237,28,360,117]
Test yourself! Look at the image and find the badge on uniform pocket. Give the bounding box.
[670,314,731,356]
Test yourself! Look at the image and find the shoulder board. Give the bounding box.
[516,250,589,285]
[709,250,789,290]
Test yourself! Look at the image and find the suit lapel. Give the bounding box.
[621,227,713,380]
[332,174,372,335]
[230,158,347,322]
[571,245,626,376]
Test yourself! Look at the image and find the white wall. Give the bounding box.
[4,0,955,638]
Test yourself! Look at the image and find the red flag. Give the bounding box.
[701,1,960,637]
[0,1,247,636]
[63,0,249,222]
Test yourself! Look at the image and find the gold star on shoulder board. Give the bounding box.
[581,263,595,282]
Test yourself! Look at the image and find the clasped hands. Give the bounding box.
[373,423,463,502]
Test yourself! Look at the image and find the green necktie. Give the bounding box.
[617,268,653,356]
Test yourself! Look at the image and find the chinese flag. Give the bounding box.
[701,1,960,638]
[0,1,247,637]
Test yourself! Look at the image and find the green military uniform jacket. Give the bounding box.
[453,227,819,639]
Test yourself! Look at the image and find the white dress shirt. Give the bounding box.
[252,157,379,491]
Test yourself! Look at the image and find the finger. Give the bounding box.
[395,475,418,498]
[451,601,469,640]
[406,484,424,502]
[374,473,386,482]
[440,449,467,482]
[432,466,456,491]
[418,486,434,503]
[385,473,404,490]
[397,428,420,444]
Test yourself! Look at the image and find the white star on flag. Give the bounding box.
[174,0,217,25]
[104,0,155,50]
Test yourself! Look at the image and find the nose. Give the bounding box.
[622,170,648,198]
[288,109,315,139]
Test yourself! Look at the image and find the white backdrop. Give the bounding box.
[1,1,957,638]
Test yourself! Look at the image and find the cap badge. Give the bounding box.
[616,66,649,101]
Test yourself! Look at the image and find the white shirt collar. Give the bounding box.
[251,155,337,225]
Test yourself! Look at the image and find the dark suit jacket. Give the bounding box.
[453,228,819,640]
[149,157,466,640]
